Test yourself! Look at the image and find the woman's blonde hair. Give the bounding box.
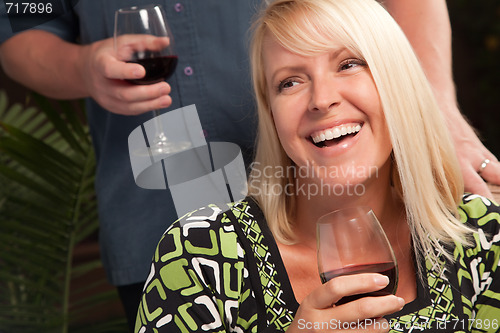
[248,0,471,272]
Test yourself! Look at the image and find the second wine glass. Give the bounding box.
[316,206,398,305]
[114,4,189,155]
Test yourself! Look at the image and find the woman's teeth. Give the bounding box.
[311,124,362,144]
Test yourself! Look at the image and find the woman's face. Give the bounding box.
[263,35,393,186]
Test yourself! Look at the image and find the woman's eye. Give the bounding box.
[339,59,366,71]
[278,79,299,92]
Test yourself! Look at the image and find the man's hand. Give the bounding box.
[79,35,173,115]
[447,107,500,197]
[0,30,173,116]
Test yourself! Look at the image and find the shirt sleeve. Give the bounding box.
[458,194,500,331]
[135,205,256,333]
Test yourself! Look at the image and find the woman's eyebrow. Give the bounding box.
[269,47,348,83]
[330,47,348,60]
[270,65,307,83]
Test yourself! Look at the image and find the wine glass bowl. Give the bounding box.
[317,206,398,305]
[114,4,177,82]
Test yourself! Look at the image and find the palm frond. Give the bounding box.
[0,91,127,332]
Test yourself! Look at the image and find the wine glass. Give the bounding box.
[316,206,398,305]
[114,4,189,155]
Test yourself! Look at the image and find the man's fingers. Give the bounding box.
[126,95,172,115]
[105,94,172,116]
[463,167,493,198]
[113,81,171,103]
[116,34,170,49]
[462,153,500,198]
[144,36,170,52]
[115,35,170,61]
[101,54,145,80]
[95,81,172,115]
[479,158,500,186]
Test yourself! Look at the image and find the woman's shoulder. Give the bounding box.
[457,193,500,255]
[450,193,500,316]
[157,199,263,255]
[165,198,262,231]
[458,193,500,231]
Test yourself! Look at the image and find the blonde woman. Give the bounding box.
[135,0,500,331]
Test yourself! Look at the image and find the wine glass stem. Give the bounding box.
[151,109,167,145]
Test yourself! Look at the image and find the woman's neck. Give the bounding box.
[292,175,404,244]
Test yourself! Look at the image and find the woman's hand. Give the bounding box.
[287,274,405,332]
[79,35,173,115]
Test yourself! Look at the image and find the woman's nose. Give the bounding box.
[308,78,341,114]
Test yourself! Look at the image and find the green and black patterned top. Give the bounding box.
[135,194,500,333]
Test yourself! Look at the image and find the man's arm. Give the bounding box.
[384,0,500,197]
[0,30,172,115]
[1,30,89,98]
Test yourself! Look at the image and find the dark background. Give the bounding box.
[448,0,500,157]
[1,0,499,155]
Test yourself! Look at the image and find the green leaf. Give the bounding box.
[0,91,124,331]
[32,93,86,154]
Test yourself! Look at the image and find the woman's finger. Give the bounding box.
[306,273,390,309]
[329,294,405,323]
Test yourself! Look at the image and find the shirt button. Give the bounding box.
[174,3,184,12]
[184,66,193,76]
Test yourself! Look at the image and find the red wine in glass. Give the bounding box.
[320,261,397,305]
[127,55,178,85]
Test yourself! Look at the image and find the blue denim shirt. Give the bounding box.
[0,0,259,286]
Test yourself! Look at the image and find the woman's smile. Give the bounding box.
[310,122,363,147]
